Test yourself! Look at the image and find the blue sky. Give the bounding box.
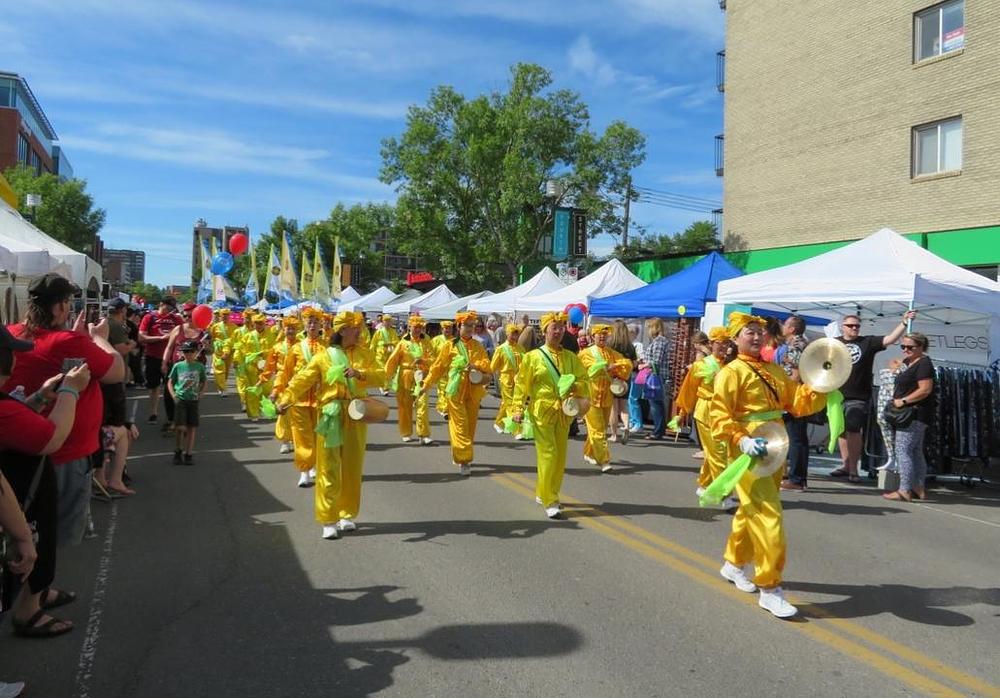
[2,0,724,287]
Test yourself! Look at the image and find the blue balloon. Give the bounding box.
[568,307,585,325]
[210,252,234,276]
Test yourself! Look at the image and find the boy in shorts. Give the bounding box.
[167,340,207,464]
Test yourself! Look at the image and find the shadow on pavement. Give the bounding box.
[562,500,724,523]
[781,499,910,517]
[355,519,579,543]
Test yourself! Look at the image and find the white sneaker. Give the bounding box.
[722,496,740,511]
[402,435,414,443]
[217,390,225,397]
[279,442,292,454]
[321,524,340,540]
[535,496,544,505]
[421,437,433,445]
[695,486,706,497]
[308,468,316,483]
[758,586,798,618]
[297,472,311,488]
[583,455,598,466]
[720,561,758,593]
[514,434,525,440]
[545,504,562,519]
[459,463,471,477]
[337,518,357,532]
[601,464,613,473]
[493,424,504,434]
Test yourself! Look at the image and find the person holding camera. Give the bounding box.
[882,333,934,502]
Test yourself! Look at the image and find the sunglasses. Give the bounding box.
[843,324,861,329]
[900,344,918,350]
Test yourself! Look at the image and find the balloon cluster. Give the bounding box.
[210,232,250,276]
[564,303,587,326]
[190,304,213,329]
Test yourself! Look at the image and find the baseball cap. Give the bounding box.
[27,273,81,301]
[0,324,34,353]
[180,339,200,352]
[159,297,178,308]
[182,302,196,312]
[108,298,128,310]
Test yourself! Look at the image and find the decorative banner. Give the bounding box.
[279,232,298,302]
[243,231,258,306]
[553,208,571,259]
[331,236,343,298]
[266,243,281,302]
[299,247,313,299]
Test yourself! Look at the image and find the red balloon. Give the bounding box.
[228,233,248,256]
[191,304,214,329]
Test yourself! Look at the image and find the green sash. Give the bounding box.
[445,340,470,397]
[539,347,576,398]
[695,355,721,383]
[501,344,518,370]
[587,345,609,378]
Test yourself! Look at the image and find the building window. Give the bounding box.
[914,0,964,62]
[912,117,962,177]
[17,133,29,164]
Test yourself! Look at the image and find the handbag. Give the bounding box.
[634,366,652,386]
[883,403,917,429]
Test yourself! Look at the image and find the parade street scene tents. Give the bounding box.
[422,290,494,321]
[514,258,646,314]
[337,285,397,313]
[715,227,1000,365]
[590,251,743,319]
[338,286,361,303]
[384,284,457,316]
[467,266,566,315]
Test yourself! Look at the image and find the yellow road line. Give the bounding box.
[491,470,996,698]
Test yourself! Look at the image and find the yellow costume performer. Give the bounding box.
[421,311,492,475]
[578,324,632,470]
[511,311,590,518]
[431,321,456,416]
[385,315,436,444]
[209,308,235,395]
[278,310,385,539]
[490,324,525,436]
[369,314,399,390]
[235,312,273,420]
[710,312,826,618]
[676,326,731,492]
[262,316,300,455]
[273,308,326,485]
[232,311,252,408]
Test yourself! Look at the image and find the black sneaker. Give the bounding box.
[172,449,183,465]
[148,414,158,424]
[184,453,194,465]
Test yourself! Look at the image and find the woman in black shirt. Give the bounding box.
[883,332,934,502]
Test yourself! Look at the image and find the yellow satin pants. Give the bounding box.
[723,454,786,588]
[436,380,449,416]
[583,402,612,466]
[446,394,480,464]
[313,420,369,523]
[244,366,262,418]
[695,419,728,487]
[213,359,231,392]
[235,367,247,402]
[289,405,317,472]
[397,389,430,438]
[275,411,292,443]
[494,379,516,429]
[534,416,572,507]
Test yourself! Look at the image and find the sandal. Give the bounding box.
[40,588,77,610]
[11,609,74,638]
[882,491,912,502]
[848,475,863,483]
[829,468,849,477]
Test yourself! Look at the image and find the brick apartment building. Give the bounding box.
[0,71,73,179]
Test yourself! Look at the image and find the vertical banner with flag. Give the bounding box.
[312,238,330,305]
[331,236,343,298]
[279,232,298,303]
[196,237,212,304]
[266,243,281,303]
[243,232,259,306]
[210,236,227,303]
[299,248,313,299]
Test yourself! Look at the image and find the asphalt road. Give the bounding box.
[3,388,1000,697]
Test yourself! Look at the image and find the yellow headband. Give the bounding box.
[727,311,766,339]
[440,320,454,328]
[540,311,568,331]
[215,308,230,316]
[589,323,612,336]
[333,310,364,332]
[301,307,322,320]
[505,323,520,336]
[455,310,477,325]
[708,326,729,343]
[381,314,393,322]
[408,315,426,326]
[282,317,301,329]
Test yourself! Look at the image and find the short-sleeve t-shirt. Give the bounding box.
[108,318,129,347]
[893,355,935,423]
[837,335,886,401]
[168,360,206,401]
[2,325,114,464]
[0,393,56,455]
[139,311,183,359]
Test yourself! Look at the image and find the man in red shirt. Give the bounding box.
[4,273,125,545]
[138,297,182,427]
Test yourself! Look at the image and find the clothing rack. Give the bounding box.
[930,364,998,487]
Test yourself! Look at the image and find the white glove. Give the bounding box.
[739,436,768,457]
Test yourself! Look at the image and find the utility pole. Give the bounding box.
[622,177,632,251]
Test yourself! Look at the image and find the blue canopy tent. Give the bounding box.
[590,252,743,318]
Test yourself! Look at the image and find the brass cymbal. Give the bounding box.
[799,338,852,394]
[749,421,789,477]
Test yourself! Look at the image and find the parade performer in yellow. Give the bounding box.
[578,324,633,472]
[209,308,235,396]
[511,311,590,519]
[421,311,492,476]
[385,315,436,445]
[490,324,525,437]
[272,308,326,486]
[709,312,826,618]
[261,316,300,456]
[277,310,385,539]
[676,326,735,506]
[431,321,456,417]
[232,310,253,409]
[370,314,399,394]
[235,311,271,420]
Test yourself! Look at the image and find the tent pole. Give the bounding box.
[906,300,914,333]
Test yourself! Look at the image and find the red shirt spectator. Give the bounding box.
[139,300,183,360]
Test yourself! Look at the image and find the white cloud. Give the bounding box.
[568,36,618,86]
[567,35,694,104]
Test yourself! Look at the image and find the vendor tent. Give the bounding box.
[383,284,457,315]
[422,291,494,321]
[468,267,565,315]
[515,259,646,314]
[715,228,1000,364]
[364,288,421,314]
[590,252,743,318]
[338,286,395,312]
[338,286,361,303]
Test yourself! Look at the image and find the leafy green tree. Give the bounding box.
[380,63,645,289]
[615,220,720,259]
[128,281,162,302]
[3,164,106,253]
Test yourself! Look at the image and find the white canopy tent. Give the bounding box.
[514,259,646,315]
[715,228,1000,365]
[338,286,361,303]
[383,284,457,315]
[468,266,565,315]
[363,288,421,314]
[422,291,494,321]
[338,286,396,313]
